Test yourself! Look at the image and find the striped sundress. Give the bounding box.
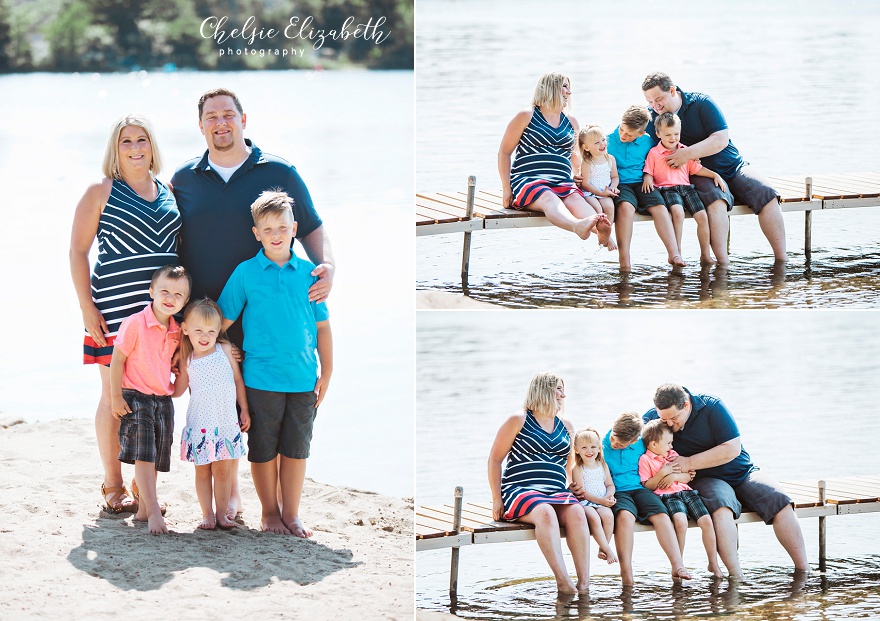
[510,107,581,208]
[83,178,181,364]
[501,410,579,520]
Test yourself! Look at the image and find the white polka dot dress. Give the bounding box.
[180,344,246,465]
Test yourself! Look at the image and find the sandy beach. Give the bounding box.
[0,418,413,620]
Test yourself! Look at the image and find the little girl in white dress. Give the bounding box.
[178,298,250,530]
[569,427,618,563]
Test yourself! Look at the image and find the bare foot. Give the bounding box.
[700,254,716,266]
[556,578,578,594]
[709,564,724,579]
[596,218,613,248]
[597,549,607,561]
[669,255,686,267]
[261,516,292,534]
[133,508,148,522]
[602,547,618,564]
[148,514,169,535]
[285,516,313,538]
[216,514,237,530]
[198,513,216,530]
[672,567,692,581]
[226,494,243,521]
[573,215,598,240]
[576,578,590,593]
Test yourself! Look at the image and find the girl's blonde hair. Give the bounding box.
[572,427,604,468]
[523,372,563,417]
[179,298,227,363]
[577,125,610,164]
[102,113,163,180]
[532,72,571,112]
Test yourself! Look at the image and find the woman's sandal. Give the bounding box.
[101,483,138,514]
[131,480,168,516]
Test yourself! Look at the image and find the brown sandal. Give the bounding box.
[101,483,138,514]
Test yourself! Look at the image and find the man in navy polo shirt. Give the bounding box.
[642,72,787,265]
[644,384,808,580]
[171,87,335,520]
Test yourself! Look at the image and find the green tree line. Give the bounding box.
[0,0,413,72]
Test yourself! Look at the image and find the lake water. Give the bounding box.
[416,311,880,618]
[415,0,880,308]
[0,69,413,498]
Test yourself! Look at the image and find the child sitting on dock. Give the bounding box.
[577,125,619,251]
[642,112,728,265]
[638,419,723,578]
[569,427,618,563]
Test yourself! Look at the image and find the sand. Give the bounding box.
[0,418,413,620]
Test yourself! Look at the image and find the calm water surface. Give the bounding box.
[0,70,413,497]
[416,312,880,617]
[416,0,880,308]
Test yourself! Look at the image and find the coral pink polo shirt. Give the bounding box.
[638,449,692,495]
[643,143,702,187]
[115,304,180,396]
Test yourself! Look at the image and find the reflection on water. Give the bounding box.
[423,560,880,620]
[415,0,880,308]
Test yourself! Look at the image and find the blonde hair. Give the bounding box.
[251,189,295,226]
[572,427,605,468]
[102,114,163,180]
[179,298,228,364]
[532,72,571,112]
[524,372,563,417]
[578,125,610,164]
[620,105,651,131]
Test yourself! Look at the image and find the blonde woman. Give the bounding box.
[488,372,592,593]
[498,72,611,246]
[69,114,181,513]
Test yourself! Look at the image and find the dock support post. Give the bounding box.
[805,177,813,265]
[461,176,477,291]
[449,486,464,601]
[819,479,827,572]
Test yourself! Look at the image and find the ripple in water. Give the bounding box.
[420,558,880,620]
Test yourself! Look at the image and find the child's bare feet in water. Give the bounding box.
[262,515,291,534]
[708,563,724,578]
[556,576,578,594]
[668,255,686,267]
[199,513,217,530]
[672,566,692,581]
[700,253,716,266]
[285,516,313,538]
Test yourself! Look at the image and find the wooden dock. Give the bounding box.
[418,476,880,598]
[416,172,880,286]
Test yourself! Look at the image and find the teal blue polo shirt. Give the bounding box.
[607,127,654,184]
[217,249,329,393]
[602,429,645,492]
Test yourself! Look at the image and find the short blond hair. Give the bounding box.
[102,114,163,180]
[572,427,605,468]
[620,105,650,131]
[250,189,296,226]
[524,372,563,417]
[532,72,571,112]
[578,124,607,162]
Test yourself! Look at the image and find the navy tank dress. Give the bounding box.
[501,410,579,520]
[83,178,181,364]
[510,107,582,208]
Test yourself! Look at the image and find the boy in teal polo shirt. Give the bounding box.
[218,190,332,537]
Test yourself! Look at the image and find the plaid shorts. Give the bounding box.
[118,389,174,472]
[660,489,710,521]
[659,185,705,215]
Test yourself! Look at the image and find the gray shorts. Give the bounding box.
[692,166,779,214]
[612,487,669,525]
[691,470,793,524]
[245,387,317,462]
[659,185,705,215]
[660,489,710,521]
[614,182,664,215]
[118,390,174,472]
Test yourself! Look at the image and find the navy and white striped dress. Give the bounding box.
[510,107,582,208]
[83,178,181,364]
[501,410,579,520]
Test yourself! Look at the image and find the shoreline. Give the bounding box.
[0,418,412,618]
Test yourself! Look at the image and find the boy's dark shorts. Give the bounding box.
[660,489,710,521]
[612,487,669,525]
[117,389,174,472]
[691,470,793,525]
[614,182,665,215]
[659,185,705,215]
[691,166,779,215]
[246,387,316,462]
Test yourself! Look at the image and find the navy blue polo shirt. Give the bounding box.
[647,88,744,179]
[643,388,755,486]
[170,139,323,302]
